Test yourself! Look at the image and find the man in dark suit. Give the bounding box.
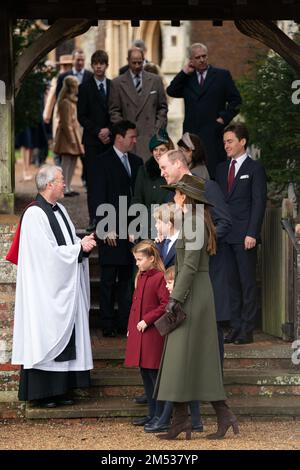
[167,43,242,179]
[158,150,232,366]
[94,121,143,337]
[77,50,111,232]
[216,123,267,344]
[55,48,93,98]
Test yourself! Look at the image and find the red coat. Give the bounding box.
[125,268,169,369]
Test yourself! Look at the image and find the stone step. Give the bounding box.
[86,368,300,398]
[90,340,297,370]
[25,395,300,420]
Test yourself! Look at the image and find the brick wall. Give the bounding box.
[0,215,24,418]
[190,21,268,80]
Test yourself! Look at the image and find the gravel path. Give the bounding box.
[0,419,300,450]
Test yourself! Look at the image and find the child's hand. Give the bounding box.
[137,320,148,332]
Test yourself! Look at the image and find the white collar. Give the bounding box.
[113,146,127,159]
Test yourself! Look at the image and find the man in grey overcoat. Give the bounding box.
[109,47,168,161]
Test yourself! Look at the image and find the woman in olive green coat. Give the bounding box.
[155,174,239,440]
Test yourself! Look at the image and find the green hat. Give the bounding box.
[149,129,169,152]
[161,174,213,206]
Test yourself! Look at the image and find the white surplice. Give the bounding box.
[11,203,93,372]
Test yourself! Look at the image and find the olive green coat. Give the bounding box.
[155,214,226,402]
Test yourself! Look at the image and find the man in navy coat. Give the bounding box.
[216,123,267,344]
[167,43,241,179]
[77,50,111,231]
[93,121,143,337]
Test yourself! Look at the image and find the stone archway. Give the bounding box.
[139,21,162,66]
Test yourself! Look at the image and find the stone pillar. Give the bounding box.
[0,215,23,418]
[160,21,190,144]
[0,9,14,214]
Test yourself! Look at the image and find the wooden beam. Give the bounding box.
[0,8,14,213]
[235,19,300,75]
[15,18,95,94]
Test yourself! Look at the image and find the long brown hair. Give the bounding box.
[132,240,165,286]
[183,195,216,256]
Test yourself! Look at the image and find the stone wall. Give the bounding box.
[0,215,24,418]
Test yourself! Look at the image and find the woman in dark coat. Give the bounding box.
[132,130,173,238]
[155,174,239,440]
[125,240,169,427]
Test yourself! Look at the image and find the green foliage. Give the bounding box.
[14,20,53,135]
[238,51,300,188]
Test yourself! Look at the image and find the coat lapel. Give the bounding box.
[136,72,153,117]
[199,66,217,97]
[120,71,139,104]
[228,156,252,196]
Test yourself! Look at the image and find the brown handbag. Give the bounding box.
[154,302,187,336]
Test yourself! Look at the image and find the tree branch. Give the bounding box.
[15,18,95,94]
[235,19,300,75]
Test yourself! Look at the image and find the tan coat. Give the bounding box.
[109,70,168,161]
[54,97,84,156]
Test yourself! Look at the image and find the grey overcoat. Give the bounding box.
[109,70,168,161]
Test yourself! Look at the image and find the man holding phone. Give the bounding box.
[167,43,242,178]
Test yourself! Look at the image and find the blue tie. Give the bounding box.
[161,239,171,262]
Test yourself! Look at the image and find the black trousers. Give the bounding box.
[85,144,106,222]
[227,243,258,336]
[99,265,133,331]
[140,368,163,418]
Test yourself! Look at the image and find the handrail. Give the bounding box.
[281,218,300,254]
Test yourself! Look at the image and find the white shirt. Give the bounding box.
[229,152,248,177]
[94,77,107,94]
[196,69,208,83]
[113,146,131,174]
[73,68,84,84]
[130,70,143,87]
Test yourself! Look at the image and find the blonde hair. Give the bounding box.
[132,240,165,286]
[57,75,78,109]
[165,265,175,282]
[153,202,182,230]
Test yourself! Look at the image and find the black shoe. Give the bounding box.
[224,328,240,344]
[144,418,170,433]
[103,329,116,338]
[132,415,152,426]
[234,334,253,345]
[134,394,148,405]
[36,398,57,408]
[192,424,204,432]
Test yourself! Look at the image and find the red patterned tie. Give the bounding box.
[227,159,237,193]
[199,71,205,87]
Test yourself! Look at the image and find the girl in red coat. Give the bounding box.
[125,240,169,428]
